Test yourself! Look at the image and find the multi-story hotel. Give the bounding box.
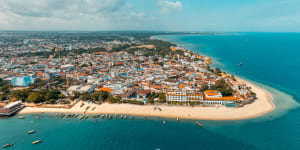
[166,89,204,102]
[166,89,239,105]
[203,90,238,105]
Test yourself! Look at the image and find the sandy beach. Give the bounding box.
[19,78,275,120]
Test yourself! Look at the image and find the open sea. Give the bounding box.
[1,33,300,150]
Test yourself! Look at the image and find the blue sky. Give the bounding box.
[0,0,299,32]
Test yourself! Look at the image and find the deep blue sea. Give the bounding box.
[1,33,300,150]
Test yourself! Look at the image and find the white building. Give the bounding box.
[166,89,203,102]
[204,90,222,98]
[203,90,238,105]
[67,85,94,95]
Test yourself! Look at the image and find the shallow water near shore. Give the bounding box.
[154,33,300,149]
[1,33,300,150]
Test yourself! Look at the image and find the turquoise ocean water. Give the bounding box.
[1,33,300,150]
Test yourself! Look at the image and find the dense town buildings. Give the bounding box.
[0,32,255,107]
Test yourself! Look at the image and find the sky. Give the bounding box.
[0,0,300,32]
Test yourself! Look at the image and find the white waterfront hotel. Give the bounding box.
[166,89,239,105]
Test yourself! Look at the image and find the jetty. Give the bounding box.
[0,101,24,116]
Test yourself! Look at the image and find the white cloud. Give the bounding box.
[1,0,125,18]
[159,0,182,15]
[0,0,154,30]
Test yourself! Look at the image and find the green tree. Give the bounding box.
[45,90,61,100]
[58,94,65,99]
[27,92,43,103]
[9,88,32,101]
[100,91,109,102]
[158,94,166,103]
[0,94,6,101]
[215,68,222,74]
[215,79,226,89]
[106,94,115,103]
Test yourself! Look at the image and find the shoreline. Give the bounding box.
[18,36,275,120]
[19,77,275,120]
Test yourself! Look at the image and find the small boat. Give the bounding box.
[176,117,179,121]
[124,115,127,120]
[131,116,135,120]
[239,62,243,66]
[35,116,40,119]
[18,116,25,119]
[94,114,100,118]
[28,130,36,134]
[144,117,147,120]
[101,114,105,119]
[158,107,162,111]
[196,121,203,127]
[2,144,13,148]
[105,114,111,119]
[120,115,124,119]
[81,115,85,119]
[94,119,97,123]
[163,120,166,125]
[32,140,42,145]
[80,103,85,107]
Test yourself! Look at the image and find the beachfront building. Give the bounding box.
[203,90,239,105]
[165,89,239,105]
[0,100,24,116]
[166,89,203,102]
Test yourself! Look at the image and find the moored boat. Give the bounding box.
[28,130,36,134]
[196,121,203,127]
[18,116,24,119]
[163,120,166,125]
[2,144,13,148]
[32,140,42,145]
[93,114,99,118]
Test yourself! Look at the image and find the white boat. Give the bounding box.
[18,116,24,119]
[32,140,42,145]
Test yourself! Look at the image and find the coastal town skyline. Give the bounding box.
[1,0,300,32]
[0,1,300,150]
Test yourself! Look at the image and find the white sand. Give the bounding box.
[19,79,274,120]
